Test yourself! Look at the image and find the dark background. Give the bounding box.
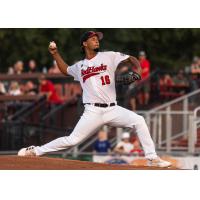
[0,28,199,72]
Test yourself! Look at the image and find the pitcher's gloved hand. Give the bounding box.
[116,71,141,85]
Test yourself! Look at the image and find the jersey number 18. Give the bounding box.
[100,75,111,85]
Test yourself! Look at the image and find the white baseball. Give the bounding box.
[49,41,57,49]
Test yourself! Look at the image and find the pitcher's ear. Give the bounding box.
[83,41,87,48]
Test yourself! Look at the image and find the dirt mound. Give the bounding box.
[0,156,178,170]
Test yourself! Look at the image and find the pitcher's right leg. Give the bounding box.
[18,105,104,156]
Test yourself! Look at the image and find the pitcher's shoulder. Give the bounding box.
[100,51,115,54]
[99,51,116,57]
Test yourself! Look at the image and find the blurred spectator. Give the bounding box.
[189,74,200,92]
[14,60,24,74]
[0,82,6,95]
[7,66,14,74]
[159,74,174,91]
[192,56,199,67]
[173,70,188,85]
[173,69,189,94]
[39,74,63,104]
[130,137,144,155]
[137,51,151,106]
[28,59,38,73]
[19,83,26,94]
[164,74,174,85]
[114,132,134,154]
[191,56,200,74]
[48,60,61,74]
[93,130,111,154]
[24,81,38,95]
[8,81,22,96]
[198,58,200,68]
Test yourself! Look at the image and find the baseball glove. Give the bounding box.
[116,71,141,85]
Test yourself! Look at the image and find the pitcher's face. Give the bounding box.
[83,36,100,51]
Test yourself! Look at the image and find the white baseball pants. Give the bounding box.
[35,104,157,159]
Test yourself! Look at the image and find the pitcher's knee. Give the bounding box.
[136,115,146,125]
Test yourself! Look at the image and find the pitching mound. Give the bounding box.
[0,156,178,170]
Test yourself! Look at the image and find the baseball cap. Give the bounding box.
[122,132,130,139]
[139,51,146,56]
[80,31,103,46]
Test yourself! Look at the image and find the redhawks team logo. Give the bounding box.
[81,64,107,82]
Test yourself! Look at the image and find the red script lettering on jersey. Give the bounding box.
[81,64,107,82]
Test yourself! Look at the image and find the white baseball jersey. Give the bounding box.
[67,51,129,104]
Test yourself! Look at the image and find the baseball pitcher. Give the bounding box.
[18,31,171,167]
